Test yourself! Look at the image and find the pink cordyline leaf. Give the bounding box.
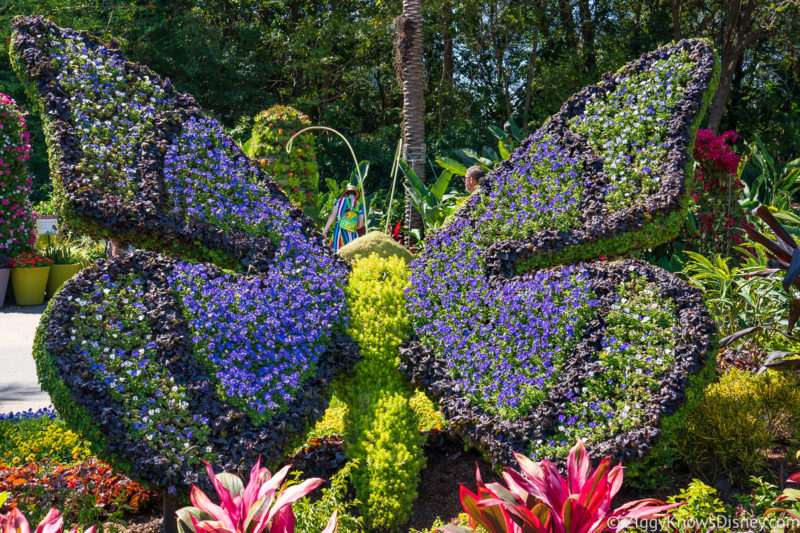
[204,462,241,524]
[266,477,324,522]
[566,440,592,495]
[33,509,62,533]
[4,508,31,533]
[512,452,569,512]
[67,527,96,533]
[191,486,235,531]
[267,505,295,533]
[320,510,338,533]
[190,514,235,533]
[788,472,800,484]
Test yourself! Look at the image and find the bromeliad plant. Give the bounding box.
[440,440,680,533]
[175,459,336,533]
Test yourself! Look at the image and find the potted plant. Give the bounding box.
[0,254,10,308]
[43,239,90,298]
[11,251,53,305]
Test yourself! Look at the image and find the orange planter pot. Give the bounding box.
[11,266,51,306]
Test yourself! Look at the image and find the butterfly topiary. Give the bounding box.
[12,14,716,527]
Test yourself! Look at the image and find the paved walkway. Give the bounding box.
[0,305,52,413]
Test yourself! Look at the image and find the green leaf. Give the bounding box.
[216,472,244,497]
[508,117,523,141]
[436,156,468,176]
[430,170,454,202]
[488,124,506,141]
[498,139,510,160]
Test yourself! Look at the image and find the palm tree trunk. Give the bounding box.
[394,0,426,245]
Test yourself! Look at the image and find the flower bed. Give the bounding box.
[12,16,358,493]
[403,40,719,466]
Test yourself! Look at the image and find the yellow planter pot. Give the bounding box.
[11,266,51,306]
[47,263,84,298]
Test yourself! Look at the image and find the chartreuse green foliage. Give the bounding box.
[248,105,320,209]
[337,254,425,531]
[0,414,93,466]
[292,461,364,533]
[665,368,800,485]
[337,231,413,264]
[662,480,728,531]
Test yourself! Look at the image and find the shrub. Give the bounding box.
[337,254,425,530]
[0,459,156,527]
[666,368,800,485]
[686,130,746,255]
[249,105,320,210]
[0,93,34,257]
[13,16,358,494]
[661,480,728,532]
[402,39,719,467]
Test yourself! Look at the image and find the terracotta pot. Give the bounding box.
[0,268,9,308]
[47,263,84,298]
[11,266,51,306]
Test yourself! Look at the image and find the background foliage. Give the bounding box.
[1,0,798,203]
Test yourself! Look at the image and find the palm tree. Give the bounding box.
[394,0,425,244]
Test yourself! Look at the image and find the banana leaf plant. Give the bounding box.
[720,205,800,370]
[400,160,466,241]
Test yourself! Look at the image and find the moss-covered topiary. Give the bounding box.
[403,39,719,467]
[337,231,413,264]
[13,16,358,494]
[249,105,320,209]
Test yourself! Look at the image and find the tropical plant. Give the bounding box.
[681,246,788,340]
[739,136,800,212]
[719,206,800,369]
[399,160,465,239]
[0,500,97,533]
[436,117,524,177]
[175,459,336,533]
[439,440,680,533]
[764,462,800,527]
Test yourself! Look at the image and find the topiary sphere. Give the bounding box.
[337,231,413,264]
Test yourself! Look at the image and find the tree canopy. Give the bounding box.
[2,0,798,201]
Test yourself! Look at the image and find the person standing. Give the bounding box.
[324,184,365,251]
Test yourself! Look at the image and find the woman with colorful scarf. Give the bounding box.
[323,184,364,251]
